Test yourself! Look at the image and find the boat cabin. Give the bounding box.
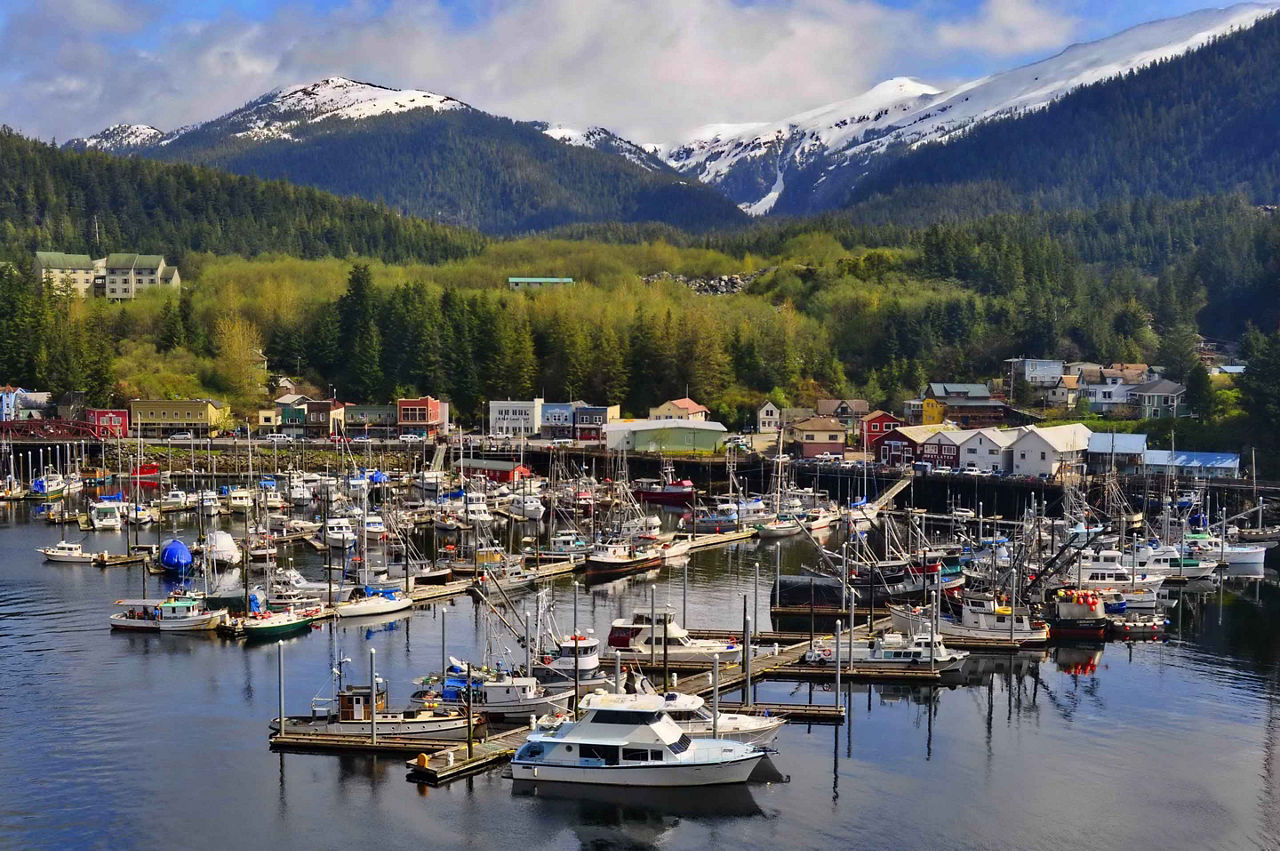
[336,683,388,722]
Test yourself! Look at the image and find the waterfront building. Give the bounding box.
[489,398,544,437]
[1009,424,1092,480]
[649,397,710,422]
[574,405,619,441]
[540,401,584,439]
[861,410,905,453]
[397,396,448,437]
[603,420,727,453]
[1086,433,1148,475]
[129,399,225,437]
[784,416,846,459]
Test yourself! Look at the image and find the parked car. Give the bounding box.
[263,433,292,443]
[328,434,350,444]
[933,466,954,475]
[814,452,843,462]
[168,432,194,442]
[399,433,425,443]
[550,438,574,447]
[351,435,373,443]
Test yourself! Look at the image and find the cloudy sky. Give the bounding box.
[0,0,1256,144]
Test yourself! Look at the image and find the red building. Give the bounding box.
[397,396,446,436]
[456,458,531,484]
[878,425,958,466]
[84,408,129,438]
[861,410,905,452]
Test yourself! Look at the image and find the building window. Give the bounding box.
[1040,452,1046,461]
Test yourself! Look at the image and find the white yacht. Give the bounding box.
[1069,558,1165,593]
[510,693,766,786]
[227,488,253,514]
[334,586,412,618]
[510,493,546,521]
[324,517,357,548]
[363,514,386,536]
[607,610,743,663]
[464,492,492,525]
[581,687,785,747]
[89,501,124,531]
[198,490,221,516]
[1124,544,1218,581]
[126,503,154,525]
[802,627,969,672]
[38,540,96,563]
[754,517,802,538]
[802,506,841,531]
[205,530,242,566]
[1181,532,1267,579]
[289,481,312,506]
[159,490,191,511]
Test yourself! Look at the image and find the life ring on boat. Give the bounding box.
[542,655,553,665]
[821,648,832,658]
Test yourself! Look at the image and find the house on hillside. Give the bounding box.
[816,399,870,434]
[649,398,710,422]
[862,410,905,452]
[757,401,781,433]
[784,417,847,459]
[34,252,99,297]
[1128,379,1186,419]
[1046,375,1079,408]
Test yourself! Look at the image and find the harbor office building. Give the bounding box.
[129,399,225,438]
[489,398,544,437]
[603,420,727,453]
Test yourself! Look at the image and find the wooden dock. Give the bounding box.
[714,701,845,722]
[403,725,533,785]
[269,730,480,756]
[682,528,758,553]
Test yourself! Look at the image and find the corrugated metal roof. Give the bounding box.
[1144,449,1239,470]
[1088,433,1147,454]
[35,251,94,270]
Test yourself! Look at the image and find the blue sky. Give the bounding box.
[0,0,1270,142]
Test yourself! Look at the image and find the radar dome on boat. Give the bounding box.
[160,538,193,570]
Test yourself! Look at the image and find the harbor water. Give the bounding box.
[3,503,1280,849]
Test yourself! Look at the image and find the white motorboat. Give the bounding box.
[510,693,765,786]
[38,540,96,563]
[607,609,743,663]
[89,501,124,531]
[1181,532,1267,579]
[1124,544,1218,581]
[334,586,413,618]
[846,500,879,530]
[205,530,242,565]
[271,682,478,740]
[525,530,592,561]
[585,537,663,577]
[802,506,840,530]
[285,518,321,535]
[582,686,785,747]
[324,517,357,548]
[1069,559,1165,594]
[31,471,67,498]
[109,594,228,632]
[363,514,386,536]
[890,592,1049,645]
[510,493,546,521]
[198,490,221,516]
[754,517,802,539]
[802,626,969,672]
[227,488,253,514]
[289,482,312,506]
[159,489,191,511]
[464,491,492,525]
[126,503,154,525]
[410,672,574,722]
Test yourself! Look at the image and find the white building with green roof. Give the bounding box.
[33,251,102,297]
[103,253,180,300]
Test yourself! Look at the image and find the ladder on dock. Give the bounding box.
[872,476,912,509]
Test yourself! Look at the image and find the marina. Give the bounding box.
[4,453,1280,849]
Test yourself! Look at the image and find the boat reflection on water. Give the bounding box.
[1052,643,1105,676]
[510,779,764,828]
[587,567,661,596]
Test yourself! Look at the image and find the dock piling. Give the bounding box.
[614,650,622,694]
[277,640,284,736]
[712,653,720,740]
[834,619,841,705]
[369,648,377,746]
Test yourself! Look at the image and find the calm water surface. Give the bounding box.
[2,501,1280,850]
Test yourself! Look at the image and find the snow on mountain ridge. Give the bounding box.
[666,3,1280,214]
[68,123,164,151]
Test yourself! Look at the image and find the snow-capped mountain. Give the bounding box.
[64,123,164,152]
[66,77,471,152]
[664,2,1279,215]
[532,123,667,171]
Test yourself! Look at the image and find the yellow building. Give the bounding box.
[648,397,710,422]
[129,399,226,437]
[918,398,946,425]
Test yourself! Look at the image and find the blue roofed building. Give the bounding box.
[1143,449,1240,479]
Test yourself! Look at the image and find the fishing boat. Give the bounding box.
[1046,589,1110,639]
[323,517,357,549]
[525,530,593,562]
[585,536,663,578]
[30,472,66,499]
[271,681,478,740]
[409,671,574,722]
[197,490,220,516]
[1069,561,1164,594]
[289,481,312,506]
[37,540,96,563]
[581,685,785,747]
[533,633,616,695]
[607,609,743,663]
[129,463,163,483]
[802,626,969,672]
[632,469,696,507]
[463,491,493,525]
[1124,544,1218,581]
[89,500,124,531]
[109,594,228,632]
[889,592,1049,645]
[234,598,322,640]
[363,514,386,536]
[1180,532,1267,579]
[846,499,879,530]
[334,586,413,618]
[510,693,766,786]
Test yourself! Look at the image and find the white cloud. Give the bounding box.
[0,0,1084,145]
[936,0,1080,57]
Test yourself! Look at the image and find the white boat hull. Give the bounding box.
[335,595,413,618]
[109,611,227,632]
[510,751,763,786]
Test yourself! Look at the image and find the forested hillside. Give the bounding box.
[125,109,749,235]
[845,11,1280,221]
[0,128,485,264]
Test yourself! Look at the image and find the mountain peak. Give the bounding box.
[65,123,164,152]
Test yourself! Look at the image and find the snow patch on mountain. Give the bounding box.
[536,123,666,171]
[66,123,164,152]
